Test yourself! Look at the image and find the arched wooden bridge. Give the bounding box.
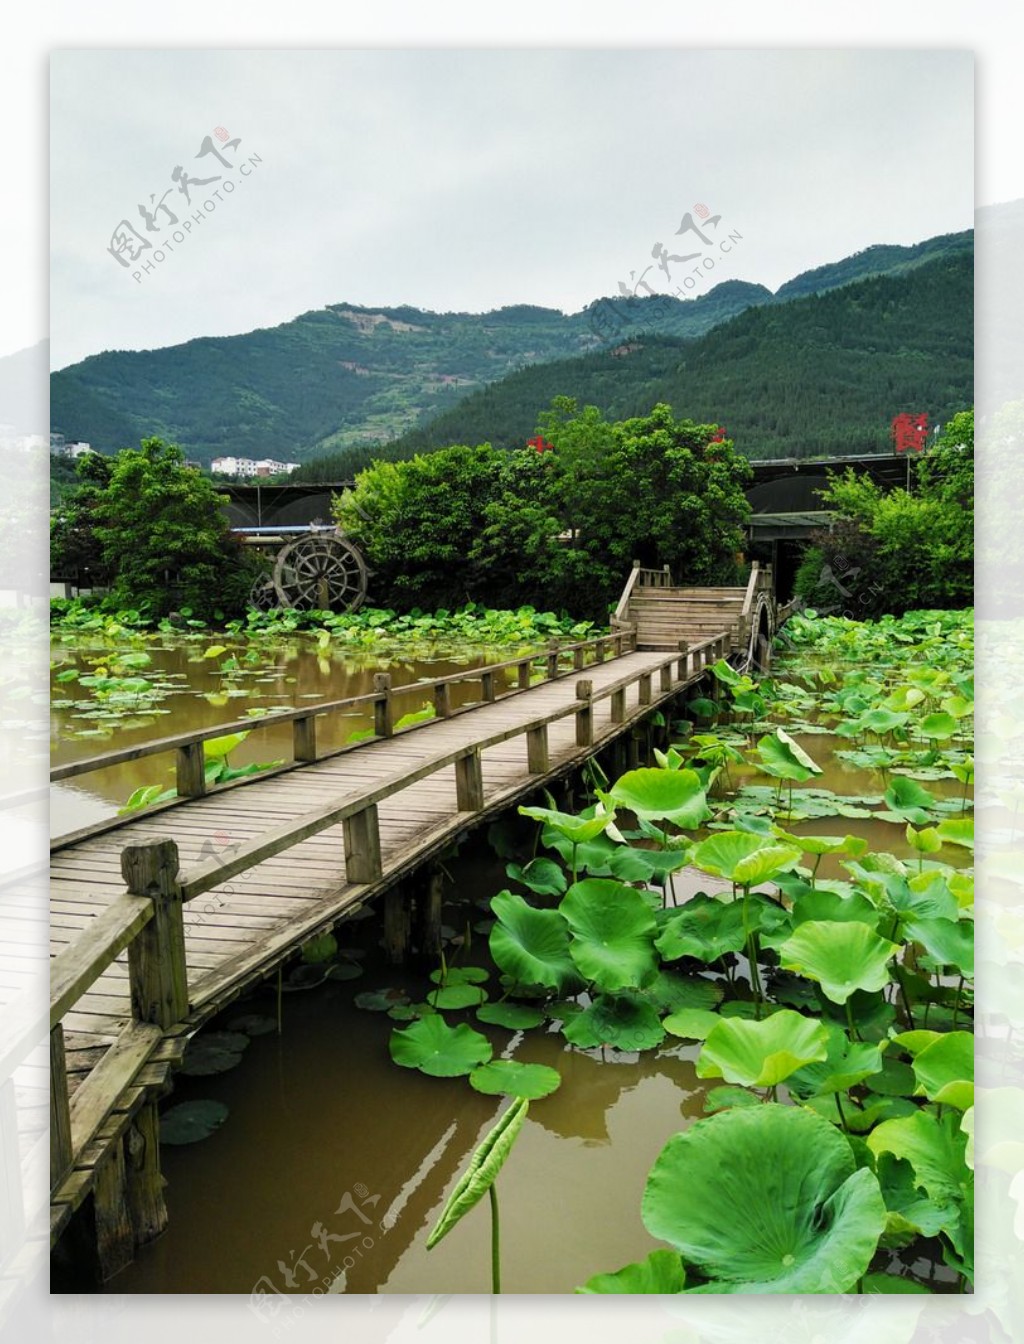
[46,562,790,1279]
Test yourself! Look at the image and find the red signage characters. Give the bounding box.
[891,413,929,453]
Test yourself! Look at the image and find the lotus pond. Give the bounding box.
[69,608,974,1296]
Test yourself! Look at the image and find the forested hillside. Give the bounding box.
[50,231,971,467]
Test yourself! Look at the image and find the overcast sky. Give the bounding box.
[50,48,974,370]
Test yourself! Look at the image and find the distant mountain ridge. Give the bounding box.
[49,229,972,465]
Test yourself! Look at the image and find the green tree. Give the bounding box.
[53,438,255,619]
[794,409,973,618]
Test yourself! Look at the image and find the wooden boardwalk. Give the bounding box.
[48,564,776,1278]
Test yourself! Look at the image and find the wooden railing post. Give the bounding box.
[517,660,532,691]
[374,673,394,738]
[480,670,496,703]
[176,742,206,798]
[659,661,672,693]
[125,1101,168,1247]
[575,680,594,747]
[610,686,626,724]
[546,640,561,680]
[434,681,452,719]
[343,804,382,883]
[573,645,586,671]
[455,748,485,811]
[595,638,606,664]
[50,1024,72,1190]
[293,714,318,763]
[677,641,689,683]
[122,840,188,1029]
[526,724,549,774]
[638,671,652,706]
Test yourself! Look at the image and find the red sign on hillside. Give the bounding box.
[527,436,553,454]
[891,413,929,453]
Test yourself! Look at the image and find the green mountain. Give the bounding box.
[360,250,971,466]
[50,230,972,467]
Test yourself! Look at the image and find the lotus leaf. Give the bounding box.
[468,1061,561,1100]
[562,991,665,1051]
[755,728,823,783]
[429,966,490,985]
[883,777,937,824]
[696,1010,830,1088]
[159,1099,229,1145]
[867,1109,971,1217]
[663,1008,722,1040]
[577,1249,686,1294]
[786,1024,885,1097]
[702,1085,760,1113]
[902,916,974,975]
[693,832,802,886]
[654,894,748,963]
[427,1098,528,1249]
[935,818,974,851]
[642,1104,887,1292]
[475,1002,546,1030]
[488,890,577,992]
[519,802,614,844]
[646,970,724,1014]
[561,879,658,992]
[779,922,899,1005]
[427,983,488,1010]
[602,768,711,830]
[389,1014,492,1077]
[911,1031,974,1109]
[506,858,567,898]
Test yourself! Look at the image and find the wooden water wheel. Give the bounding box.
[271,533,369,612]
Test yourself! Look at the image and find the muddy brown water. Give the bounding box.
[50,640,969,1294]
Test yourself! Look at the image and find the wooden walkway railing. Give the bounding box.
[48,629,732,1276]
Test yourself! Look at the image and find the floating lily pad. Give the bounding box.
[426,983,489,1010]
[326,962,364,981]
[160,1099,229,1145]
[389,1015,492,1077]
[662,1007,721,1040]
[469,1060,561,1100]
[428,966,489,985]
[354,988,411,1012]
[476,1002,546,1030]
[562,991,665,1052]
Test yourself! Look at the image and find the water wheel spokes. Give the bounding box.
[272,534,369,612]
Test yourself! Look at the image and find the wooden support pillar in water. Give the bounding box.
[384,887,412,965]
[343,805,383,884]
[93,1140,134,1282]
[417,868,445,959]
[125,1102,168,1247]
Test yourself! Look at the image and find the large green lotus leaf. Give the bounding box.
[561,879,658,992]
[540,826,619,876]
[389,1014,492,1077]
[577,1249,686,1294]
[696,1010,830,1088]
[898,871,960,922]
[778,921,898,1005]
[787,1024,885,1098]
[791,888,881,930]
[935,818,974,852]
[663,1008,722,1040]
[655,894,748,963]
[562,991,665,1051]
[902,916,974,975]
[488,890,577,992]
[519,803,614,844]
[506,857,567,898]
[642,1104,886,1293]
[427,1098,528,1249]
[755,728,823,783]
[856,708,909,736]
[918,711,957,740]
[875,1153,960,1245]
[607,844,693,883]
[774,830,869,859]
[911,1031,974,1110]
[646,970,724,1014]
[866,1109,971,1209]
[475,1002,545,1030]
[468,1061,561,1100]
[883,777,937,824]
[693,832,802,886]
[603,768,711,830]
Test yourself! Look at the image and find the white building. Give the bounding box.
[210,456,301,477]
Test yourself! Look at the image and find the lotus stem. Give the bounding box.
[834,1091,849,1133]
[489,1183,501,1294]
[892,961,916,1030]
[276,967,283,1035]
[952,975,965,1029]
[571,841,579,887]
[844,998,858,1041]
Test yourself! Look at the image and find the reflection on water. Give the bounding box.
[92,887,710,1296]
[50,638,523,837]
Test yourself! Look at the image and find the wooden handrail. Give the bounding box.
[178,630,729,903]
[741,560,761,621]
[49,893,154,1030]
[612,561,643,624]
[50,629,632,788]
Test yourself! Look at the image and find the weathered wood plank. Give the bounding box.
[68,1022,161,1161]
